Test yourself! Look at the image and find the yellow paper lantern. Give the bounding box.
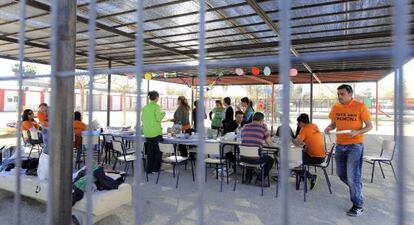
[144,72,152,80]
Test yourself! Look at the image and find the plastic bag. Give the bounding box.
[37,153,49,180]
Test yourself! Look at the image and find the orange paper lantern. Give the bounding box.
[251,67,260,76]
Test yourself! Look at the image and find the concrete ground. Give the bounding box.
[0,134,413,225]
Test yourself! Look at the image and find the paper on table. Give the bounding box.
[331,130,352,134]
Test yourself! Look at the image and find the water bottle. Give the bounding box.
[236,126,241,143]
[177,122,182,134]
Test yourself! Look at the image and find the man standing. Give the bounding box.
[241,112,274,187]
[142,91,165,173]
[325,84,372,217]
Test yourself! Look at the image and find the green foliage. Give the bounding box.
[12,63,37,76]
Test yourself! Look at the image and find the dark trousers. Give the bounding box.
[145,135,163,173]
[241,155,274,181]
[302,151,325,177]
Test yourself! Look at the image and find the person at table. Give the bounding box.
[209,100,225,131]
[240,112,274,187]
[172,96,191,157]
[275,113,299,139]
[223,110,244,134]
[223,110,244,167]
[73,111,88,149]
[292,113,326,190]
[37,103,49,127]
[240,97,254,126]
[222,97,234,130]
[142,91,166,173]
[191,100,206,132]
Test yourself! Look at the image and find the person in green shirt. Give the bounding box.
[142,91,165,173]
[209,100,225,132]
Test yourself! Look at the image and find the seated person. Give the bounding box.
[293,113,326,190]
[73,111,88,149]
[240,112,274,187]
[223,110,244,167]
[37,103,49,127]
[223,110,244,134]
[21,109,42,143]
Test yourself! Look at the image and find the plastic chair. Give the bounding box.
[112,140,136,175]
[363,140,397,183]
[204,142,229,192]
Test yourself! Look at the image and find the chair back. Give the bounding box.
[380,140,396,160]
[159,143,174,154]
[322,143,336,168]
[22,130,29,142]
[112,140,125,154]
[102,134,114,144]
[28,130,43,145]
[204,142,220,155]
[239,145,260,157]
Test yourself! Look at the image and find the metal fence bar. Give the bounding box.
[278,0,291,224]
[85,0,98,224]
[393,1,408,223]
[47,0,76,224]
[133,0,145,224]
[196,1,207,225]
[13,0,26,224]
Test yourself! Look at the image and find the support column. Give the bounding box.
[271,84,275,133]
[106,60,111,126]
[191,77,195,123]
[146,79,150,104]
[376,81,379,131]
[310,73,313,122]
[48,0,76,224]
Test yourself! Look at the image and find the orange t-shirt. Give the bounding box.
[298,123,326,158]
[329,99,371,145]
[73,120,87,136]
[37,111,48,127]
[22,120,40,131]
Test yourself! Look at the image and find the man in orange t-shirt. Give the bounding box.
[37,103,49,127]
[293,113,326,190]
[325,84,372,217]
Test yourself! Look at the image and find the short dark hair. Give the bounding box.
[235,110,244,116]
[252,112,264,121]
[39,103,48,108]
[337,84,353,94]
[297,113,310,124]
[148,91,159,101]
[194,100,198,107]
[22,109,33,121]
[223,97,231,105]
[74,111,82,121]
[215,100,222,105]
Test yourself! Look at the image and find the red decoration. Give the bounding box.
[251,67,260,76]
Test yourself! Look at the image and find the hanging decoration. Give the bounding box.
[289,68,298,76]
[263,66,271,76]
[127,73,134,80]
[144,72,152,80]
[251,67,260,76]
[218,71,224,77]
[235,68,244,76]
[178,77,192,88]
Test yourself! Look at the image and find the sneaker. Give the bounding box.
[346,205,364,217]
[309,175,319,190]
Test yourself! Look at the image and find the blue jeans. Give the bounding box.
[335,143,364,208]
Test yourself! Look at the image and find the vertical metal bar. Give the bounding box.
[146,79,150,104]
[310,73,313,122]
[133,0,144,224]
[85,0,98,224]
[14,0,26,224]
[393,0,408,224]
[107,60,112,126]
[278,0,291,224]
[47,0,76,224]
[197,0,207,224]
[375,81,379,131]
[271,84,275,133]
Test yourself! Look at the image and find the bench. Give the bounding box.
[0,173,132,224]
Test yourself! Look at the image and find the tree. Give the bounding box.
[12,63,37,76]
[112,75,137,125]
[74,75,106,116]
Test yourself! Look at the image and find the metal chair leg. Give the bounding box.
[370,161,376,183]
[390,162,398,182]
[322,168,332,194]
[303,165,307,202]
[378,162,386,179]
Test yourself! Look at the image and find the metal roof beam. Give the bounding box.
[23,0,197,60]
